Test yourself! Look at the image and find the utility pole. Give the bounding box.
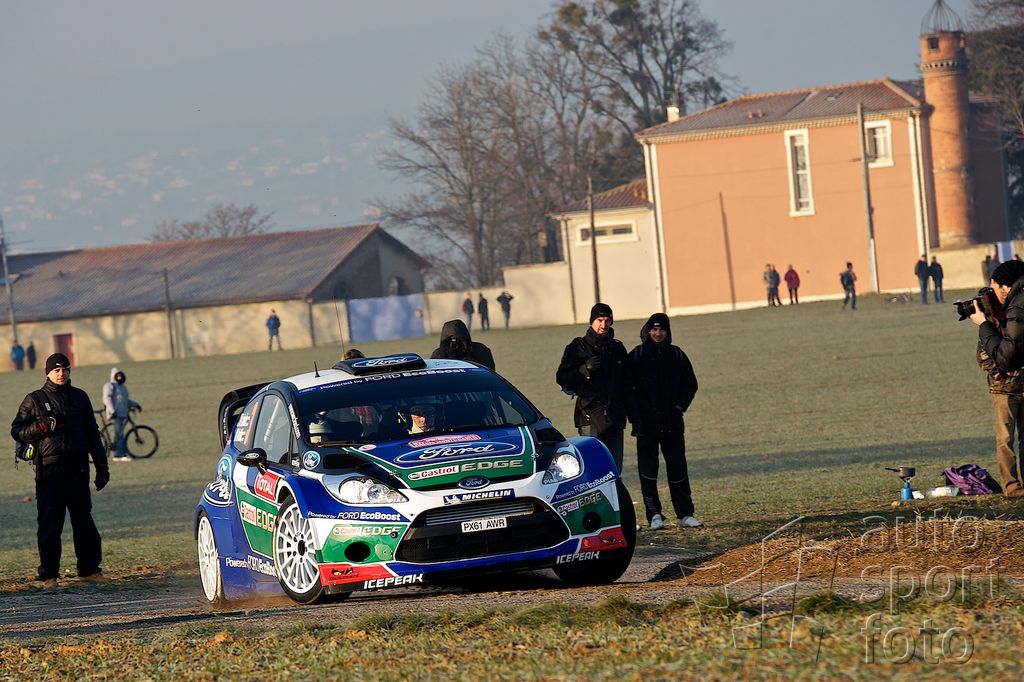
[587,175,601,304]
[163,268,176,359]
[0,217,17,340]
[857,102,880,293]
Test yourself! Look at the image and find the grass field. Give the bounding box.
[2,290,1023,679]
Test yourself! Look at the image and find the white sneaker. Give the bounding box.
[649,514,665,530]
[679,515,703,528]
[112,456,132,462]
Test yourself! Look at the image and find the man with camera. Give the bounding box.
[969,259,1024,496]
[429,319,495,370]
[10,353,109,588]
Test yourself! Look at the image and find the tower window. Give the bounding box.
[784,129,815,216]
[927,36,939,51]
[865,121,893,167]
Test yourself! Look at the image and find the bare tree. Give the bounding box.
[378,64,511,288]
[969,0,1024,234]
[149,203,274,241]
[538,0,731,136]
[378,35,624,285]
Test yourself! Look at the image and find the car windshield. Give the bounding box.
[294,367,541,445]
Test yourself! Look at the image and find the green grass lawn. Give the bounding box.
[2,291,1021,678]
[1,290,996,577]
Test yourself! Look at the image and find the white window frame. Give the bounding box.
[575,221,638,246]
[784,129,815,216]
[865,120,894,168]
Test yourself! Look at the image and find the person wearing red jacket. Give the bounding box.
[784,265,801,305]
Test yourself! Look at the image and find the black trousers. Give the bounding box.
[35,464,102,580]
[579,425,624,474]
[636,430,694,521]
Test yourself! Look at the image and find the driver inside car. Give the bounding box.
[408,404,440,434]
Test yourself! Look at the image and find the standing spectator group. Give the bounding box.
[763,264,782,307]
[555,304,701,530]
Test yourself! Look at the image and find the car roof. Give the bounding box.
[284,357,482,391]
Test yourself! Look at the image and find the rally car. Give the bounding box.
[195,353,635,605]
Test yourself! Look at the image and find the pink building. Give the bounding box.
[634,22,1008,312]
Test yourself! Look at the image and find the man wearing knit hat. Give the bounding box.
[11,353,109,588]
[556,303,628,471]
[973,259,1024,372]
[972,260,1024,497]
[627,313,702,528]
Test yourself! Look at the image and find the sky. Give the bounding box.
[0,0,973,254]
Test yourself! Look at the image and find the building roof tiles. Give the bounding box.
[637,78,924,140]
[1,223,415,323]
[554,178,649,215]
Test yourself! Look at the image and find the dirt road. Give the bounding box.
[0,546,717,639]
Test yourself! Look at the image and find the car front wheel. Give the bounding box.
[554,481,637,586]
[273,496,324,604]
[197,513,224,605]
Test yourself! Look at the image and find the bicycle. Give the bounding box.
[95,406,159,459]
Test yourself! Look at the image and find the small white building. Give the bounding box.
[550,178,662,322]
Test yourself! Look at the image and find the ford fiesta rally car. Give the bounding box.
[195,354,635,605]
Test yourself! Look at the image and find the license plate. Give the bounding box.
[461,516,507,533]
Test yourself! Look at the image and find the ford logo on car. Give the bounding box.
[354,356,419,367]
[395,441,519,464]
[458,476,490,489]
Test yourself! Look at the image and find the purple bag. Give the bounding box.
[943,464,1002,495]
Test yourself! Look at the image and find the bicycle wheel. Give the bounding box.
[125,425,159,459]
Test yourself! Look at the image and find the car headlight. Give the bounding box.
[543,450,583,484]
[337,477,408,505]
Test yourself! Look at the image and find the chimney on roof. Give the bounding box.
[665,89,681,123]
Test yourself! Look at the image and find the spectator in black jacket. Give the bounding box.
[430,319,495,370]
[10,353,109,589]
[973,260,1024,373]
[627,313,700,529]
[555,303,628,472]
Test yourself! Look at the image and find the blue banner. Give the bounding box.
[347,294,425,342]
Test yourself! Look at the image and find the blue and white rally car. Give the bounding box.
[195,354,635,605]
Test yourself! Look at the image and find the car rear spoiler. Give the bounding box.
[218,383,268,449]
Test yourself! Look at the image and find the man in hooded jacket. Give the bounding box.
[430,319,495,370]
[102,367,141,462]
[627,313,700,529]
[555,303,628,472]
[11,353,109,588]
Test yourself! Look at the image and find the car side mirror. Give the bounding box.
[236,448,268,474]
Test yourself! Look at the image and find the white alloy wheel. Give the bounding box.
[196,514,224,604]
[273,498,323,603]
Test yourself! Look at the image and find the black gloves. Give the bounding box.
[585,356,604,372]
[36,416,59,434]
[95,466,109,491]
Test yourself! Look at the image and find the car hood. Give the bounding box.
[348,426,539,489]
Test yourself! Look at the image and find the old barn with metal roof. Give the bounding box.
[0,224,428,368]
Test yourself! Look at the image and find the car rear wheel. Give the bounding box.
[554,481,637,586]
[196,513,224,605]
[273,496,324,604]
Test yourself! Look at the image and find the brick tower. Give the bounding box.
[920,0,977,247]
